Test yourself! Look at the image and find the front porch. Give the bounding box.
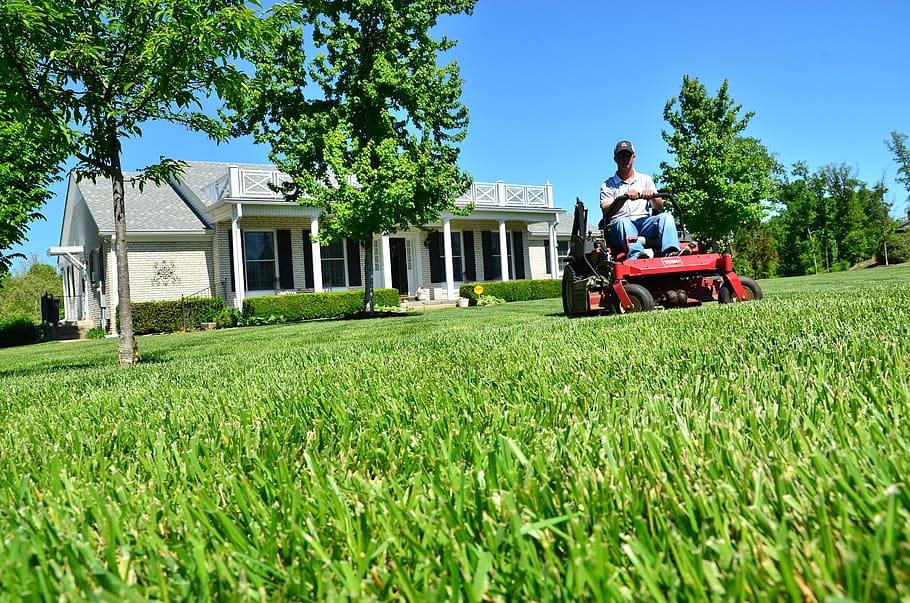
[218,169,564,309]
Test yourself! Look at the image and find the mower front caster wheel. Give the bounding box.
[718,276,763,304]
[614,283,654,313]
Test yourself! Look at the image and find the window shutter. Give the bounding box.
[512,231,525,279]
[346,239,362,286]
[277,230,294,289]
[481,231,494,280]
[227,230,242,292]
[302,230,314,289]
[429,232,443,283]
[463,230,476,281]
[544,240,551,275]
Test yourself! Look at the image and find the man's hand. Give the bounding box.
[626,189,657,200]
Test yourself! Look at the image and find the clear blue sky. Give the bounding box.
[10,0,910,268]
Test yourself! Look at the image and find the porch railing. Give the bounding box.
[218,168,554,209]
[455,181,553,209]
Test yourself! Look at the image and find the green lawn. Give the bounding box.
[2,265,909,601]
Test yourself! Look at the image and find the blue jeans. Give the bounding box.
[608,213,680,258]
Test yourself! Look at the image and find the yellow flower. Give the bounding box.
[474,285,484,295]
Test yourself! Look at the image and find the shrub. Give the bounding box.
[85,327,106,339]
[880,232,910,265]
[122,297,225,335]
[476,295,505,306]
[215,307,242,329]
[0,315,39,347]
[243,289,401,323]
[459,279,561,305]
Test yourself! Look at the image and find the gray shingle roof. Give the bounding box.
[526,211,594,236]
[77,172,210,233]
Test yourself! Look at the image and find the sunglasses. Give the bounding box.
[615,152,633,159]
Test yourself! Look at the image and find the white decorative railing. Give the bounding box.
[222,169,553,209]
[456,181,553,209]
[228,168,291,199]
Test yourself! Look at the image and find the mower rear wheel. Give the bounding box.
[562,264,590,317]
[616,283,654,313]
[719,275,763,303]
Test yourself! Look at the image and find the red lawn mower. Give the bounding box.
[562,192,762,316]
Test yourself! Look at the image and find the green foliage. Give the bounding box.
[660,76,781,245]
[772,163,892,275]
[85,326,106,339]
[124,297,224,335]
[215,306,243,329]
[0,267,909,598]
[0,0,265,364]
[880,232,910,265]
[475,294,505,306]
[459,279,561,303]
[235,0,476,311]
[886,131,910,201]
[243,288,401,322]
[733,221,779,278]
[0,99,68,273]
[0,315,38,347]
[0,258,63,323]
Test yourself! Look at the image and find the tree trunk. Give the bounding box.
[111,157,138,366]
[362,236,374,314]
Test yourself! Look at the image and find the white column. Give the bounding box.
[231,204,245,310]
[443,217,456,299]
[106,243,116,326]
[110,238,119,324]
[81,258,90,320]
[498,220,509,282]
[549,221,559,277]
[229,166,241,197]
[496,180,507,207]
[381,234,392,288]
[545,180,554,208]
[311,218,324,292]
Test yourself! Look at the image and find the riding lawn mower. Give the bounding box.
[561,192,762,316]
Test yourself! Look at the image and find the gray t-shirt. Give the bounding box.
[600,170,656,226]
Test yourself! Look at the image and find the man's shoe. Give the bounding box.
[635,249,654,259]
[677,246,692,256]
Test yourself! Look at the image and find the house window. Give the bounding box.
[451,232,464,281]
[545,239,570,274]
[244,231,276,290]
[489,232,514,280]
[321,239,347,288]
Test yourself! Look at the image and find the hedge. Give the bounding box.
[459,279,562,304]
[123,297,225,335]
[243,288,401,322]
[0,316,39,348]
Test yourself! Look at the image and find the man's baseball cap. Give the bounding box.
[614,140,635,156]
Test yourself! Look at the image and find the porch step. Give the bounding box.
[402,298,459,311]
[46,320,96,341]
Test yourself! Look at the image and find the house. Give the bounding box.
[50,161,576,332]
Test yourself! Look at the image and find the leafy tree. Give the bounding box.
[733,221,778,279]
[236,0,475,313]
[0,96,68,275]
[0,0,262,365]
[886,131,910,204]
[772,163,890,275]
[823,165,888,267]
[660,76,780,248]
[0,256,63,323]
[772,163,825,276]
